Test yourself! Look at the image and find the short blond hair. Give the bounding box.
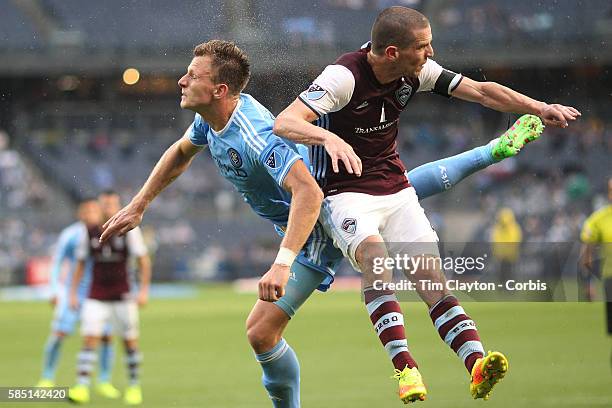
[193,40,250,95]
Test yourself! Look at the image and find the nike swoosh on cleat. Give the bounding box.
[356,101,369,109]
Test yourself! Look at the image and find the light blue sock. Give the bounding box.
[408,143,495,200]
[98,339,114,383]
[255,338,300,408]
[41,334,63,380]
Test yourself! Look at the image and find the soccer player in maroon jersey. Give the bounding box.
[273,6,581,403]
[68,190,151,405]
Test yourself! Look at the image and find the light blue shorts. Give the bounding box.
[51,297,81,334]
[273,223,344,318]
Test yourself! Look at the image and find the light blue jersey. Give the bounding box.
[50,222,92,299]
[190,94,304,225]
[49,222,93,334]
[188,94,342,289]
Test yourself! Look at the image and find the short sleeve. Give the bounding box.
[298,65,355,117]
[417,59,463,96]
[259,139,303,187]
[581,216,601,243]
[127,227,148,257]
[187,114,210,146]
[75,225,90,260]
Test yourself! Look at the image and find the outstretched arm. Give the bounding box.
[452,77,580,128]
[100,132,202,242]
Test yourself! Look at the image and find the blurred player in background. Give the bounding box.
[101,40,552,408]
[36,197,118,398]
[581,177,612,365]
[274,6,580,403]
[68,190,151,405]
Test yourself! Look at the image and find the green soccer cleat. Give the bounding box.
[68,384,90,404]
[491,114,544,161]
[392,366,427,404]
[470,351,509,400]
[124,385,143,405]
[95,382,120,399]
[35,379,55,388]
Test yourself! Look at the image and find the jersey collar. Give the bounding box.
[211,96,243,137]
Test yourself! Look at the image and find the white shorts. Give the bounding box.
[80,298,139,340]
[320,187,439,271]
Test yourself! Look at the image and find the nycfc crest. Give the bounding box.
[227,148,243,168]
[395,83,413,107]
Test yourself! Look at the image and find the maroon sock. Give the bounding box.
[429,295,484,373]
[365,288,418,370]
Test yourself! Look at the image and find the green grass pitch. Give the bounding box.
[1,285,610,407]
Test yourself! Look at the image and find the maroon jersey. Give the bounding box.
[299,43,462,196]
[83,226,130,301]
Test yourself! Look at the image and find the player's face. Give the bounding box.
[399,25,434,77]
[78,201,102,227]
[178,56,219,111]
[98,194,122,221]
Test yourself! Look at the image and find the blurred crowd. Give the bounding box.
[0,130,63,283]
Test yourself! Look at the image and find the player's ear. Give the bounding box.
[213,83,229,99]
[384,45,399,61]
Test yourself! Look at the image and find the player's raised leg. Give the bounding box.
[246,261,325,408]
[407,114,544,200]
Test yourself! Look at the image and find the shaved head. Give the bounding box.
[371,6,430,55]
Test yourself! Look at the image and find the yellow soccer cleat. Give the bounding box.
[470,351,509,400]
[68,384,90,404]
[95,382,121,399]
[392,366,427,404]
[35,379,55,388]
[124,384,143,405]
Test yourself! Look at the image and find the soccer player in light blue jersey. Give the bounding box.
[37,198,120,399]
[101,40,327,408]
[100,40,545,407]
